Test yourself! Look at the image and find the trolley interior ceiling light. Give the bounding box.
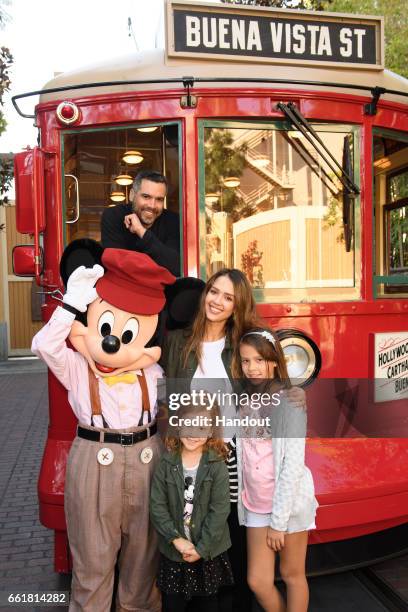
[110,191,126,202]
[122,150,144,164]
[115,174,133,186]
[137,126,158,133]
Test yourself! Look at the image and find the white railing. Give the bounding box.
[244,148,295,188]
[236,183,274,207]
[231,128,271,149]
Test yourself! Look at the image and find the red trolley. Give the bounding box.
[12,2,408,573]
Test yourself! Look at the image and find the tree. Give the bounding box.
[321,1,408,78]
[0,0,13,229]
[204,129,254,221]
[222,0,408,78]
[221,1,327,9]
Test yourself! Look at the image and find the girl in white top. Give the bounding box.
[233,328,318,612]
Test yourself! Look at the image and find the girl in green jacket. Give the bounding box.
[150,402,233,612]
[160,268,258,611]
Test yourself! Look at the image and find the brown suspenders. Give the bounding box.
[88,366,103,417]
[87,366,151,427]
[136,371,152,425]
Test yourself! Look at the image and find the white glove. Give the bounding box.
[63,264,104,312]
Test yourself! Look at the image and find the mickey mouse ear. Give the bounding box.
[59,239,104,288]
[164,277,206,330]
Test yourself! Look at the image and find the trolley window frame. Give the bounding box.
[373,127,408,298]
[198,118,361,304]
[60,120,184,272]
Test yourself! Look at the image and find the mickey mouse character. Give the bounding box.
[32,241,175,612]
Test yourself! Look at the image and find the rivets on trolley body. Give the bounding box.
[97,447,114,466]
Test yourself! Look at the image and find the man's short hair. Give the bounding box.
[132,171,167,193]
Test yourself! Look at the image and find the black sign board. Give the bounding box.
[166,1,383,69]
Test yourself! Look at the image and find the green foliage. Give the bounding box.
[322,193,345,243]
[387,170,408,271]
[388,206,408,270]
[222,0,408,78]
[322,0,408,78]
[0,46,12,104]
[0,0,14,218]
[221,0,326,8]
[204,129,253,221]
[0,155,13,206]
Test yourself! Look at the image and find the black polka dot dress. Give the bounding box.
[157,552,233,600]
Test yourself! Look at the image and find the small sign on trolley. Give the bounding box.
[374,332,408,403]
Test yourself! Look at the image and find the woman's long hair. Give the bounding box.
[231,326,292,390]
[182,268,258,368]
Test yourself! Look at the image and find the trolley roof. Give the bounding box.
[38,49,408,107]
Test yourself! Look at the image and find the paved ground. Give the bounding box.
[0,361,70,611]
[0,358,407,611]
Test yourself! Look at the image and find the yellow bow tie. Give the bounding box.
[103,372,137,387]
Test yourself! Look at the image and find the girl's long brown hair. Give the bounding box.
[232,326,292,390]
[182,268,258,368]
[165,402,228,459]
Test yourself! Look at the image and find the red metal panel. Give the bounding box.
[310,517,408,544]
[14,148,46,234]
[184,114,200,277]
[12,245,39,277]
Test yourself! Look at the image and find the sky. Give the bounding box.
[0,0,219,154]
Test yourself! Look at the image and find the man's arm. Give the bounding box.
[139,228,180,276]
[101,207,180,275]
[101,206,133,249]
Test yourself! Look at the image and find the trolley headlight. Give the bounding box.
[276,330,321,387]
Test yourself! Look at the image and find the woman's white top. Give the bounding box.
[191,337,237,439]
[192,337,229,379]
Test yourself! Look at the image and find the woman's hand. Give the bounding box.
[284,386,306,411]
[182,546,201,563]
[172,537,194,555]
[266,528,285,552]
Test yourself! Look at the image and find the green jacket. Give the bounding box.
[160,327,234,385]
[150,449,231,561]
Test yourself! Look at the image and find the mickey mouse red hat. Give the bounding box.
[96,249,175,315]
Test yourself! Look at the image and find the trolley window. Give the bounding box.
[62,122,182,272]
[373,130,408,297]
[199,121,360,303]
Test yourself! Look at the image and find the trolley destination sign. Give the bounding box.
[166,1,384,69]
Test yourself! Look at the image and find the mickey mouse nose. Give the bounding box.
[102,335,120,354]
